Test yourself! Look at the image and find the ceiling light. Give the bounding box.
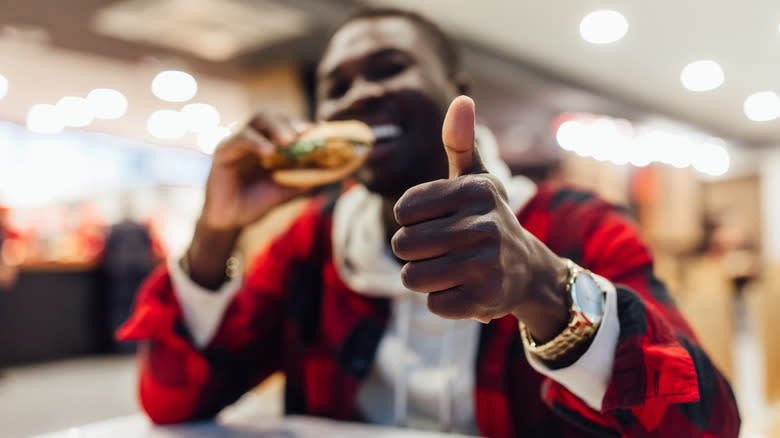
[744,91,780,121]
[182,103,220,133]
[555,120,585,151]
[26,104,64,135]
[197,125,231,154]
[580,10,629,44]
[0,74,7,100]
[147,109,187,139]
[151,70,198,102]
[554,114,729,175]
[680,60,724,92]
[57,96,94,128]
[692,140,730,176]
[87,88,128,119]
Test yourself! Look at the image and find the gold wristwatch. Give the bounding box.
[520,258,606,362]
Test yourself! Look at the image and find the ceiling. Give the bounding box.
[363,0,780,146]
[2,0,779,147]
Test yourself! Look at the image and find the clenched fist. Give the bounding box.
[391,96,570,342]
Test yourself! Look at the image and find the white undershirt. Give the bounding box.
[168,127,621,432]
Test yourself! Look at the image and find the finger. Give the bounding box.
[394,175,499,226]
[427,287,499,323]
[426,288,477,320]
[249,113,302,146]
[392,214,495,261]
[400,254,472,293]
[442,95,485,178]
[212,127,275,166]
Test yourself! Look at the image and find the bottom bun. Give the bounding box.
[271,144,370,188]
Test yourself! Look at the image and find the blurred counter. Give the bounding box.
[0,265,109,367]
[35,414,478,438]
[20,262,99,271]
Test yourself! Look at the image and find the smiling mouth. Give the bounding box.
[371,124,403,143]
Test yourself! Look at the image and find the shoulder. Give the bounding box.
[517,181,639,257]
[522,181,597,212]
[520,181,632,222]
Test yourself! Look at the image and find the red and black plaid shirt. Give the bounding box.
[118,182,740,437]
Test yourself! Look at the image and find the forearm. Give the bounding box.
[601,287,740,437]
[531,286,739,437]
[137,339,216,424]
[119,266,272,424]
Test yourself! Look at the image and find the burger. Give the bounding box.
[261,120,375,188]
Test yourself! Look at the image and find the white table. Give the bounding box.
[34,414,479,438]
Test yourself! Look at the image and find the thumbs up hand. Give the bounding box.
[392,96,569,341]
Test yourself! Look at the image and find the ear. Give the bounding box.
[451,71,471,95]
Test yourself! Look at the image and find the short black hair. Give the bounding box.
[328,7,461,77]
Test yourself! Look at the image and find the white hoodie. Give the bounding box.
[332,126,535,433]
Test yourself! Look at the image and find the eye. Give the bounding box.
[367,62,408,81]
[326,80,350,99]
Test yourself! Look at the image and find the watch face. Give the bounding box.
[572,273,604,324]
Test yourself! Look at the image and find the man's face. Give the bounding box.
[316,17,458,198]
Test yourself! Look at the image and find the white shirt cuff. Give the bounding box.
[524,274,619,411]
[167,250,244,348]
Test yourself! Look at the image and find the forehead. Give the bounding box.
[318,16,438,76]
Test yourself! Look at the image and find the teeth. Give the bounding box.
[371,124,402,141]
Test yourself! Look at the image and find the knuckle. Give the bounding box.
[458,177,500,213]
[465,216,500,243]
[458,177,491,199]
[471,177,498,198]
[472,215,500,235]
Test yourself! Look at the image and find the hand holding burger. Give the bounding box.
[201,114,375,232]
[188,113,375,289]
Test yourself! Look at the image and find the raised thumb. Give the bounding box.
[442,95,482,178]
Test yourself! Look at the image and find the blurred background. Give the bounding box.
[0,1,779,436]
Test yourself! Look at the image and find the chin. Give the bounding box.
[356,170,408,198]
[359,166,444,199]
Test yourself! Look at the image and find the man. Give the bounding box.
[118,8,740,437]
[102,216,157,353]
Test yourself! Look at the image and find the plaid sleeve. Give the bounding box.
[116,200,326,424]
[519,185,740,437]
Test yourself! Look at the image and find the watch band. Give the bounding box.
[519,259,605,362]
[179,249,241,285]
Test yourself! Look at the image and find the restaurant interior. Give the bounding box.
[1,1,779,437]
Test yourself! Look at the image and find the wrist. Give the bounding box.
[519,259,607,368]
[187,219,242,290]
[512,255,570,343]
